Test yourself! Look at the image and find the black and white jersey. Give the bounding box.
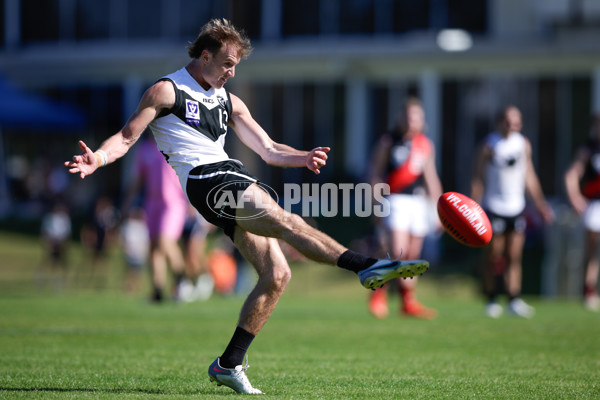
[482,131,527,217]
[149,67,233,192]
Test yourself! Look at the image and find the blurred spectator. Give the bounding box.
[37,201,72,288]
[80,196,119,285]
[564,112,600,312]
[119,207,149,294]
[178,206,215,302]
[471,105,554,318]
[7,155,29,203]
[45,164,70,201]
[122,134,188,303]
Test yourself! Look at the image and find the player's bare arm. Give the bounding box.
[471,144,491,202]
[368,134,392,185]
[423,146,443,202]
[64,80,175,179]
[524,139,554,223]
[228,93,330,174]
[565,148,590,215]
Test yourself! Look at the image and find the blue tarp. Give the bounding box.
[0,76,86,130]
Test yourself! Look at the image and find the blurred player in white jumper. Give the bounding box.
[472,105,554,318]
[565,112,600,311]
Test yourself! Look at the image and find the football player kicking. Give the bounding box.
[65,19,429,394]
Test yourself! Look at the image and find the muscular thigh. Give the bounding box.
[235,183,295,238]
[506,230,525,262]
[233,227,289,276]
[488,233,506,259]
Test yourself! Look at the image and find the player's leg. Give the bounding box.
[149,239,167,302]
[160,207,187,298]
[396,233,437,319]
[234,229,291,335]
[369,229,414,318]
[185,232,206,278]
[235,184,429,287]
[504,230,525,297]
[186,165,428,291]
[209,229,288,394]
[583,229,600,311]
[504,229,533,317]
[483,232,506,317]
[235,183,345,264]
[156,235,185,299]
[391,195,437,319]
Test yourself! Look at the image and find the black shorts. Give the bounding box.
[486,211,527,235]
[186,160,258,239]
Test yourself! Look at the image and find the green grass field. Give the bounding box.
[1,231,599,399]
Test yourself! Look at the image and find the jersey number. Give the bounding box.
[219,109,229,134]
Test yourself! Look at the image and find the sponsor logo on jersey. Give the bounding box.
[185,99,200,125]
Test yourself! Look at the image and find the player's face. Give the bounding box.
[504,107,522,133]
[406,105,425,133]
[203,43,240,89]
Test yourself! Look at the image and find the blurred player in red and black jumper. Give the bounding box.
[369,97,443,319]
[565,112,600,312]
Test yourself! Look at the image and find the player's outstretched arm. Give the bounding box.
[229,93,330,174]
[64,80,175,179]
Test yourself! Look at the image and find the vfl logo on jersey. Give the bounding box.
[217,95,227,108]
[185,99,200,125]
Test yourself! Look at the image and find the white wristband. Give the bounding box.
[95,150,108,167]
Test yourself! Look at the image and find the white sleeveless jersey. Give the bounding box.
[148,67,232,192]
[482,131,527,217]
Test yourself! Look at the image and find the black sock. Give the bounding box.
[151,285,163,302]
[337,250,378,274]
[220,326,255,368]
[173,272,185,286]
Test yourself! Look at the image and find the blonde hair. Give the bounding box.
[187,19,253,60]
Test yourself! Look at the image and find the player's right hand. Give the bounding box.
[64,140,98,179]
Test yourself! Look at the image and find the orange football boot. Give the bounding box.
[368,286,389,319]
[401,299,438,320]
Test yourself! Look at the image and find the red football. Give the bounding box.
[437,192,492,247]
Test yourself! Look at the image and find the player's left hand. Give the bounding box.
[540,202,556,225]
[64,140,98,179]
[306,147,330,175]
